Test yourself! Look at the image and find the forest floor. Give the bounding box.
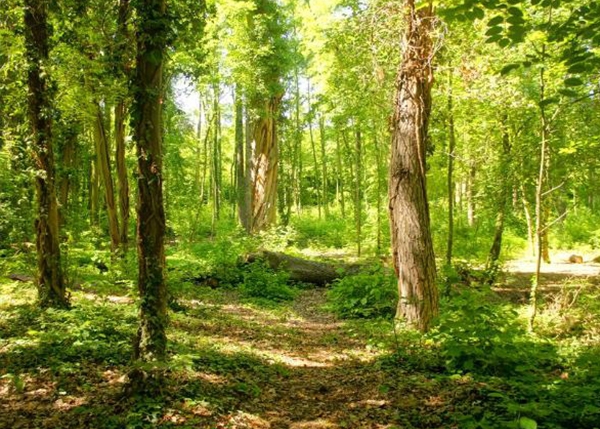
[1,256,600,428]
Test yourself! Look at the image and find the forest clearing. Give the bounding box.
[1,0,600,428]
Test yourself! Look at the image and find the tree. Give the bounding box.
[23,0,68,308]
[131,0,169,369]
[388,0,438,332]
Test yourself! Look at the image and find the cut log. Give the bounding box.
[242,250,361,286]
[7,274,34,283]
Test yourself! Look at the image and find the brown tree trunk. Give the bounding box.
[131,0,168,363]
[466,162,476,227]
[235,87,248,230]
[446,70,455,267]
[487,115,511,269]
[388,1,438,333]
[24,0,68,308]
[354,126,363,257]
[94,106,121,252]
[115,102,129,247]
[319,115,329,219]
[248,97,280,233]
[58,125,77,218]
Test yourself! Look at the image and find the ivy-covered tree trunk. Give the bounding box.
[24,0,68,308]
[248,97,280,233]
[131,0,168,365]
[388,1,438,333]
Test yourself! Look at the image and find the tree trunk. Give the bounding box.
[466,162,476,227]
[336,131,345,217]
[319,115,329,219]
[235,87,248,230]
[94,105,121,252]
[248,97,280,233]
[115,101,129,247]
[487,114,511,269]
[354,126,363,257]
[131,0,168,364]
[24,0,68,308]
[530,64,549,332]
[446,70,455,267]
[58,124,77,219]
[388,1,438,333]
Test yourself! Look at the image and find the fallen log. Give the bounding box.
[242,250,363,286]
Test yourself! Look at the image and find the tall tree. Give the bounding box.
[131,0,169,368]
[24,0,68,308]
[388,0,438,332]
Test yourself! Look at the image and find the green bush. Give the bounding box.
[327,266,397,318]
[430,288,556,376]
[239,262,297,302]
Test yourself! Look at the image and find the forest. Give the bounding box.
[1,0,600,427]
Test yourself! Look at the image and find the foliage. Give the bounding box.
[327,265,397,318]
[239,262,297,302]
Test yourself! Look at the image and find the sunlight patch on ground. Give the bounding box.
[220,410,271,428]
[506,260,600,276]
[53,395,87,411]
[290,419,339,429]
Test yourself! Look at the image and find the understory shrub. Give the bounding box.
[239,262,297,301]
[327,265,397,318]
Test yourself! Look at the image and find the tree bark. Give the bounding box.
[235,87,248,230]
[446,70,455,267]
[132,0,168,363]
[24,0,68,308]
[248,97,280,233]
[388,1,438,333]
[93,105,121,252]
[319,115,329,219]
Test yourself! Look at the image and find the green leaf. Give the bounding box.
[508,6,524,16]
[486,26,503,36]
[486,34,503,43]
[539,97,558,107]
[499,38,511,47]
[531,0,541,4]
[567,63,587,73]
[500,63,520,75]
[564,77,584,86]
[519,417,537,429]
[473,7,485,19]
[558,88,579,97]
[488,15,504,26]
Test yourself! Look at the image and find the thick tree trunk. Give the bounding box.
[94,106,121,252]
[24,0,68,308]
[248,97,280,233]
[132,0,168,363]
[388,1,438,333]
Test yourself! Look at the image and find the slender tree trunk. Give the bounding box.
[466,162,476,226]
[487,114,511,269]
[94,105,121,252]
[235,87,248,229]
[446,70,455,266]
[90,143,100,227]
[307,82,321,218]
[131,0,168,365]
[293,67,302,215]
[530,64,549,332]
[374,126,383,256]
[211,84,221,234]
[354,126,363,256]
[115,0,130,247]
[336,131,345,217]
[319,115,329,219]
[24,0,68,308]
[58,126,77,218]
[389,1,438,332]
